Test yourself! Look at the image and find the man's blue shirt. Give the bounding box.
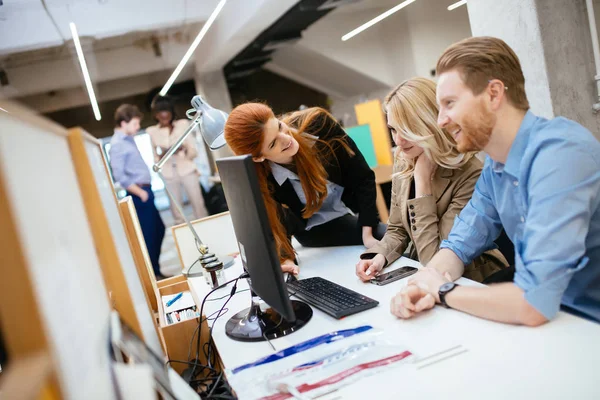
[441,111,600,322]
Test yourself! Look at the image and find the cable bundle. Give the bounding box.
[167,273,249,399]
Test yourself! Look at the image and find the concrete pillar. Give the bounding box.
[194,69,234,169]
[467,0,600,137]
[194,69,233,113]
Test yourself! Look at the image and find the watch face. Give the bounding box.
[440,282,455,293]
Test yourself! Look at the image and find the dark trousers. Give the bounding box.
[482,265,516,284]
[129,187,165,276]
[289,213,387,247]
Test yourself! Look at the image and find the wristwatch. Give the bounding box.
[438,282,459,308]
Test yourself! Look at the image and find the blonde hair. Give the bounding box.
[384,77,473,178]
[436,36,529,110]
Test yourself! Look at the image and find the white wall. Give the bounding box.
[404,0,472,79]
[305,0,472,124]
[300,7,398,87]
[467,0,554,119]
[468,0,600,137]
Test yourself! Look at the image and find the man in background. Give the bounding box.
[390,37,600,325]
[109,104,165,279]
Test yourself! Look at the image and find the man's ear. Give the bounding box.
[252,156,265,163]
[488,79,506,110]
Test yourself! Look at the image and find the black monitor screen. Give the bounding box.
[217,155,295,322]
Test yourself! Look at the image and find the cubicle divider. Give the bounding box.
[0,103,116,399]
[117,196,167,354]
[67,128,164,358]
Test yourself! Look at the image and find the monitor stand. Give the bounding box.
[225,289,312,342]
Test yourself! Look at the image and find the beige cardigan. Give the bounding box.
[146,119,199,179]
[362,156,507,282]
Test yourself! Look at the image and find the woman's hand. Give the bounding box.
[414,153,437,183]
[355,254,386,282]
[281,259,299,275]
[362,226,380,248]
[414,153,437,197]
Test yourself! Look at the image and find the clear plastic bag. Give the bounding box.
[228,325,415,400]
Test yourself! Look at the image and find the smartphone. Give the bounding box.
[370,266,418,286]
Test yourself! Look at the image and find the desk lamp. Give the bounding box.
[153,95,232,277]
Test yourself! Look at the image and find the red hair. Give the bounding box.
[224,103,350,263]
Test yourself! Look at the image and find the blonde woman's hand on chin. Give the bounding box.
[414,153,437,197]
[281,259,299,276]
[413,153,437,183]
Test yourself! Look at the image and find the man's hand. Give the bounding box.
[281,259,299,275]
[390,285,436,319]
[390,268,452,319]
[139,190,149,203]
[407,268,452,303]
[355,254,386,282]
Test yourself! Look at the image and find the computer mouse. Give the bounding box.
[282,272,297,283]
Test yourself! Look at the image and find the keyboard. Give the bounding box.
[287,277,379,319]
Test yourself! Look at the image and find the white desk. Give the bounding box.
[189,245,600,399]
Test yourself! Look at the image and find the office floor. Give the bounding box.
[158,202,196,278]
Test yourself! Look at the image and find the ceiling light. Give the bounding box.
[160,0,227,96]
[447,0,467,11]
[70,22,101,121]
[342,0,417,41]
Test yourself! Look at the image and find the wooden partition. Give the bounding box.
[67,128,164,358]
[118,197,168,355]
[0,102,116,399]
[118,197,160,312]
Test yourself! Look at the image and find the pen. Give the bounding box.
[166,292,183,307]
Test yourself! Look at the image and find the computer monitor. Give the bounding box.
[216,155,312,342]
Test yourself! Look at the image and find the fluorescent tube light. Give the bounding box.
[70,22,101,121]
[342,0,417,41]
[447,0,467,11]
[160,0,227,96]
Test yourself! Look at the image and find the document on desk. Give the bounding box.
[228,326,416,400]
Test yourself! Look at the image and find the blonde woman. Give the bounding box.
[356,78,507,282]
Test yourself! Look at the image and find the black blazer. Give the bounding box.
[268,113,380,232]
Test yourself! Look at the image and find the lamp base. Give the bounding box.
[182,254,235,278]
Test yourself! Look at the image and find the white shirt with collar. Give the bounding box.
[269,161,351,230]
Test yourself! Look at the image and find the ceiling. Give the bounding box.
[0,0,219,55]
[0,0,300,106]
[0,0,435,110]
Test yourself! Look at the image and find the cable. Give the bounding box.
[187,258,201,275]
[261,315,283,352]
[175,272,248,398]
[207,288,249,301]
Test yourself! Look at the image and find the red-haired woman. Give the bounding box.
[224,103,386,274]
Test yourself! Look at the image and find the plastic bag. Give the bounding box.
[228,325,415,400]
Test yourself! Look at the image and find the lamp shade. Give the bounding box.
[191,95,229,150]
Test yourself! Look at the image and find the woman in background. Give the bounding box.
[147,95,208,225]
[224,103,386,274]
[356,78,508,282]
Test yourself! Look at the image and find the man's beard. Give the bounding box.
[451,100,496,153]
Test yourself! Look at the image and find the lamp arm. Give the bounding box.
[151,110,208,255]
[155,169,208,254]
[152,111,203,172]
